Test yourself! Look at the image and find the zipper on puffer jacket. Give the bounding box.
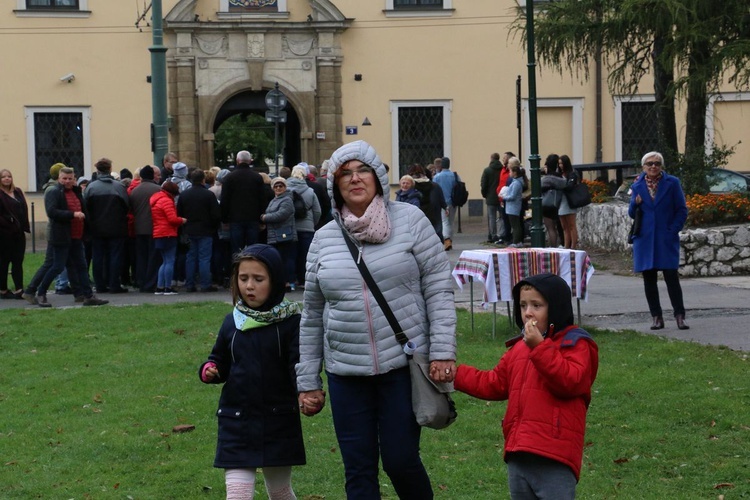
[359,249,380,374]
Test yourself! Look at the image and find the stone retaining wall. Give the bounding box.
[577,201,750,277]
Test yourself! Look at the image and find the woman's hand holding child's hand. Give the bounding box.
[298,390,326,416]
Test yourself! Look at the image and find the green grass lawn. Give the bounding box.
[1,302,749,499]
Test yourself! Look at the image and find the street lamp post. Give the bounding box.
[149,0,168,167]
[265,82,288,177]
[525,0,545,248]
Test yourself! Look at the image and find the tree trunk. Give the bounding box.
[652,34,678,164]
[684,43,709,161]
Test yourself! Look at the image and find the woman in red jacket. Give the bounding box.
[455,273,598,499]
[150,181,185,295]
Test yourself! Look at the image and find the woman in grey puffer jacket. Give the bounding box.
[260,177,297,290]
[296,140,456,499]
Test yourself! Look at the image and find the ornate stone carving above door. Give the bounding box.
[284,35,314,56]
[247,34,265,58]
[196,35,227,56]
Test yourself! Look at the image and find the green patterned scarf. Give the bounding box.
[233,299,302,331]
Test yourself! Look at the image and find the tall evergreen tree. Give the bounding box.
[513,0,750,172]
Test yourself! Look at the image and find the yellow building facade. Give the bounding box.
[4,0,749,222]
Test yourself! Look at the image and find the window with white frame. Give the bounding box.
[390,100,452,179]
[25,107,91,191]
[385,0,453,17]
[15,0,88,16]
[521,98,584,164]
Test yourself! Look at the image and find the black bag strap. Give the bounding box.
[340,226,409,346]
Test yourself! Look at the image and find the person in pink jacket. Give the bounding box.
[149,181,186,295]
[455,273,598,499]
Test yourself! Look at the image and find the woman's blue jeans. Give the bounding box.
[326,367,433,500]
[155,237,177,289]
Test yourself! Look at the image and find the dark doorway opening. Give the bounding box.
[213,89,301,174]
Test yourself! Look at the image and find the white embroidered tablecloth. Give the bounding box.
[452,247,595,303]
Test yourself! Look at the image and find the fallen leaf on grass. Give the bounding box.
[172,424,195,433]
[93,394,103,404]
[173,329,186,336]
[714,483,734,489]
[613,457,629,464]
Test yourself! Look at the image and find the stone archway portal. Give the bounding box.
[164,0,351,171]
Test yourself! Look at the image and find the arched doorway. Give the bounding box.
[213,89,301,173]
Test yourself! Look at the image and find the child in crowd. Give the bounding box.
[394,174,421,207]
[499,158,525,247]
[455,273,599,500]
[199,244,307,500]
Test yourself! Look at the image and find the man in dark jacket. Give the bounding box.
[83,158,130,293]
[480,153,503,242]
[177,169,221,292]
[129,165,162,292]
[305,165,331,230]
[221,150,267,253]
[23,167,108,307]
[159,151,178,186]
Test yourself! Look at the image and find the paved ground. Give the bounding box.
[4,218,750,352]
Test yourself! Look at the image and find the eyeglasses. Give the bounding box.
[273,184,286,189]
[339,165,374,181]
[644,161,662,167]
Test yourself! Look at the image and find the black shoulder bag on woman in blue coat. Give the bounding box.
[340,226,457,429]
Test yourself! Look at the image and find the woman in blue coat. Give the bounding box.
[629,151,689,330]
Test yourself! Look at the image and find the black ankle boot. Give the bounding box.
[650,316,664,330]
[675,314,690,330]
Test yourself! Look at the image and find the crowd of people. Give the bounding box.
[8,150,335,308]
[481,150,581,249]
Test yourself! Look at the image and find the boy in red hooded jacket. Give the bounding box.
[455,273,598,499]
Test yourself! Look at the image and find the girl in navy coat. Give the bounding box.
[628,151,689,330]
[199,244,307,499]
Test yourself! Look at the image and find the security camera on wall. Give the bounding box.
[60,73,75,83]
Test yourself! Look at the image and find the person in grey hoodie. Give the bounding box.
[287,165,321,286]
[296,140,456,500]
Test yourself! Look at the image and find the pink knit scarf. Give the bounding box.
[340,195,392,243]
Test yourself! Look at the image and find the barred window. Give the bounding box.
[621,101,660,162]
[396,106,444,178]
[28,110,87,190]
[26,0,79,9]
[394,0,444,8]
